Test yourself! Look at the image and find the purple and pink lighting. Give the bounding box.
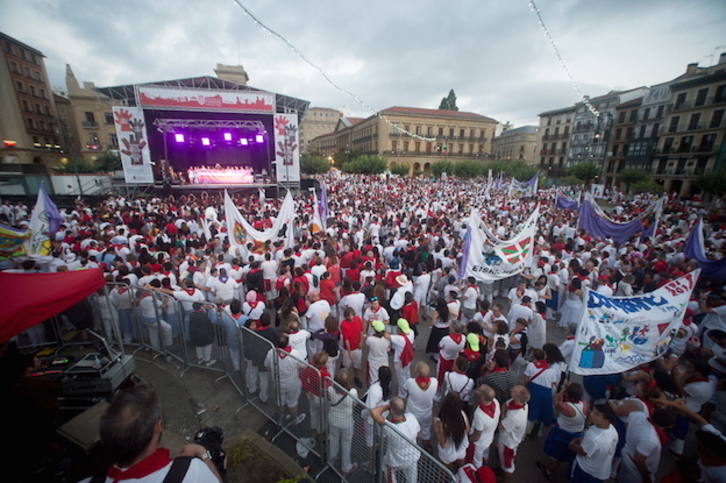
[255,134,264,143]
[240,138,249,146]
[174,133,185,143]
[223,132,232,141]
[201,137,211,146]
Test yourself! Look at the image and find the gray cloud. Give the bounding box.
[2,0,724,126]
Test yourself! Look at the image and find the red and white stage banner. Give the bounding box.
[188,167,254,184]
[113,106,154,184]
[137,86,275,113]
[274,113,300,182]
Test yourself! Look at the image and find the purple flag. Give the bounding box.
[684,219,726,279]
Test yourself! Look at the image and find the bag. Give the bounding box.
[323,335,340,358]
[194,426,227,482]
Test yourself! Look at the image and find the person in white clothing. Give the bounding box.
[264,333,305,425]
[366,321,392,385]
[619,409,675,483]
[568,404,619,483]
[327,368,358,475]
[209,268,239,304]
[384,318,416,397]
[469,384,501,469]
[304,292,330,358]
[371,397,421,483]
[497,385,530,483]
[403,361,438,452]
[285,320,311,361]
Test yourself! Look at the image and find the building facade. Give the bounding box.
[0,32,63,166]
[602,96,643,186]
[298,107,342,154]
[536,106,575,180]
[310,106,498,174]
[652,54,726,196]
[492,125,538,164]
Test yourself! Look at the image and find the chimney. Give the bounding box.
[685,63,699,75]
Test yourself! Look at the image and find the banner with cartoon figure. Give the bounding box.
[0,223,28,260]
[113,106,154,184]
[223,190,295,253]
[273,113,300,182]
[571,270,700,375]
[458,206,538,282]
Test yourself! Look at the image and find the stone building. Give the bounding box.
[492,125,538,164]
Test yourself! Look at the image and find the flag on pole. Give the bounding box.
[311,191,324,235]
[319,182,329,231]
[24,183,62,257]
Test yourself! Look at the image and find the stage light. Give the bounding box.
[240,138,248,146]
[223,132,232,141]
[255,134,264,143]
[201,137,211,146]
[174,133,185,143]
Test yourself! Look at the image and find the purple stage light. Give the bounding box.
[255,134,264,143]
[174,133,185,143]
[201,137,211,146]
[240,138,248,146]
[223,132,232,141]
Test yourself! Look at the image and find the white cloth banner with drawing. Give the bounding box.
[571,269,700,375]
[223,190,295,252]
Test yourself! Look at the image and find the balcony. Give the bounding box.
[82,121,98,128]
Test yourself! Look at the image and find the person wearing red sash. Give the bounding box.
[402,361,438,453]
[469,384,501,469]
[384,318,415,398]
[497,385,530,482]
[85,385,220,482]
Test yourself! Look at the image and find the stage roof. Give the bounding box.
[95,76,309,117]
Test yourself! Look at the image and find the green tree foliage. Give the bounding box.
[431,160,454,177]
[630,179,664,194]
[561,175,584,186]
[486,160,537,181]
[58,157,100,174]
[617,169,648,192]
[334,148,364,165]
[453,161,485,178]
[341,155,387,174]
[96,151,122,172]
[438,89,459,111]
[300,153,331,174]
[694,171,726,196]
[566,162,601,182]
[389,163,410,176]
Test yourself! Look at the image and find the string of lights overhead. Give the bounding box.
[528,0,601,118]
[231,0,437,142]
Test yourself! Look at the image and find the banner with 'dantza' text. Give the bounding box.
[571,270,700,375]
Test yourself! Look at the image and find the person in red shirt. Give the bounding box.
[340,307,365,388]
[401,292,420,336]
[318,271,338,308]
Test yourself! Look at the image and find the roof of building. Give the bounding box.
[94,75,309,114]
[379,106,496,122]
[617,97,643,109]
[538,105,576,117]
[0,31,45,58]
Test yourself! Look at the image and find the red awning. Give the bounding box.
[0,268,106,343]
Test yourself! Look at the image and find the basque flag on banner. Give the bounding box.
[501,237,531,264]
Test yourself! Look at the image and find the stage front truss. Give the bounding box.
[152,119,267,133]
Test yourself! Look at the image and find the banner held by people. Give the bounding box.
[224,190,295,253]
[0,223,29,260]
[571,269,700,375]
[24,183,63,258]
[459,206,539,282]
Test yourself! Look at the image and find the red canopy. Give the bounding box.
[0,268,106,343]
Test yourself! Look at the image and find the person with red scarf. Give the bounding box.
[469,384,501,469]
[497,385,530,483]
[384,318,416,398]
[618,408,675,483]
[402,361,438,453]
[86,385,220,482]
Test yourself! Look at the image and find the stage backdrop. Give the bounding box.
[274,113,300,182]
[137,86,274,113]
[571,270,699,375]
[113,107,154,184]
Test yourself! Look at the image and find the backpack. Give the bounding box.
[323,333,340,358]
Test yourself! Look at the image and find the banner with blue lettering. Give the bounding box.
[571,269,700,375]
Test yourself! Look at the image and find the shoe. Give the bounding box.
[205,359,217,367]
[536,461,554,481]
[343,463,358,475]
[293,413,306,425]
[354,377,363,388]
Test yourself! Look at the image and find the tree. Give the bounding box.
[96,151,122,172]
[334,148,364,166]
[341,155,387,174]
[630,179,664,195]
[300,153,331,174]
[566,162,601,183]
[389,163,410,177]
[58,157,99,174]
[617,169,647,192]
[438,89,459,111]
[453,161,485,178]
[431,160,454,177]
[694,171,726,196]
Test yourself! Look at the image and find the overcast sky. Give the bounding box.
[2,0,725,127]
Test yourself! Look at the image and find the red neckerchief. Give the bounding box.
[507,401,525,410]
[162,270,171,276]
[184,288,196,296]
[635,395,655,414]
[415,377,431,391]
[491,366,508,373]
[279,346,293,359]
[647,418,670,445]
[462,465,478,482]
[566,336,575,340]
[450,333,463,344]
[117,287,129,294]
[106,448,171,483]
[533,360,550,370]
[400,335,414,368]
[479,401,497,418]
[685,376,710,384]
[231,313,242,320]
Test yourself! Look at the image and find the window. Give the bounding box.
[618,111,626,123]
[612,145,619,157]
[20,48,27,60]
[652,123,660,137]
[668,116,680,133]
[470,129,475,137]
[479,129,486,139]
[104,112,114,125]
[415,126,421,135]
[643,107,651,120]
[404,125,410,134]
[29,85,36,96]
[39,120,46,131]
[663,137,674,152]
[449,128,454,137]
[34,70,41,81]
[427,127,433,136]
[9,61,19,73]
[44,106,50,115]
[414,142,420,153]
[675,92,687,109]
[90,132,100,145]
[680,135,694,152]
[629,110,638,122]
[27,118,35,129]
[695,88,708,107]
[426,142,432,153]
[24,66,31,77]
[21,99,29,111]
[688,113,701,130]
[716,84,726,103]
[438,127,443,136]
[656,105,664,118]
[460,129,465,138]
[4,40,13,54]
[615,128,622,141]
[458,144,463,154]
[16,80,25,92]
[469,144,474,153]
[699,133,717,152]
[403,141,409,152]
[711,109,725,128]
[391,141,398,151]
[35,103,41,113]
[40,88,46,99]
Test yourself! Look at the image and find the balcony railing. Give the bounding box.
[82,121,99,128]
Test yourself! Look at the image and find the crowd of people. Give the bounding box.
[2,172,726,482]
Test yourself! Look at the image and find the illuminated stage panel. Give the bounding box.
[188,167,254,184]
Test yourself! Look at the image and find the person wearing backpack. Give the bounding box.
[83,385,221,483]
[312,315,342,376]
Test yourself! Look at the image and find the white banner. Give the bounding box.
[137,86,274,113]
[113,107,154,184]
[571,270,700,375]
[459,207,538,281]
[274,113,300,182]
[224,190,295,253]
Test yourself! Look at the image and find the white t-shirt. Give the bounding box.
[383,415,421,468]
[622,411,661,481]
[576,424,619,480]
[524,362,560,389]
[305,300,331,332]
[684,379,716,412]
[498,400,528,449]
[80,455,219,483]
[287,329,311,358]
[470,399,501,449]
